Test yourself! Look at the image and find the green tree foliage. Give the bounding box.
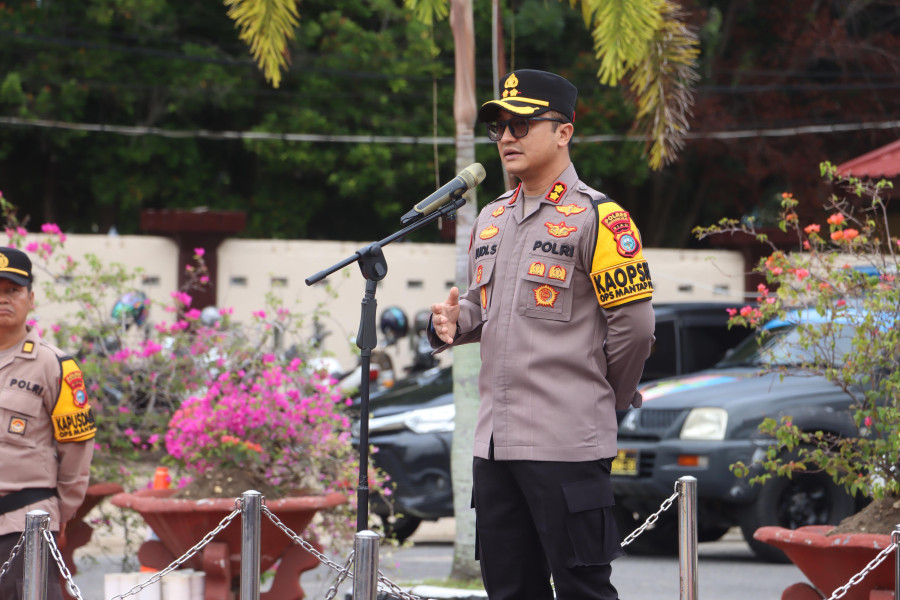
[1,1,899,253]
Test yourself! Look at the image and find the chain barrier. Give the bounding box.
[43,530,86,600]
[619,484,679,548]
[261,505,437,600]
[0,531,24,587]
[20,484,900,600]
[824,533,898,600]
[48,500,241,600]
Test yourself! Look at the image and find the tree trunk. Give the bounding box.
[449,0,482,582]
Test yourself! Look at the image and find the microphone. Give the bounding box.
[401,163,486,224]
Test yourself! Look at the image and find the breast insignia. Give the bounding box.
[545,221,577,238]
[480,224,500,240]
[533,284,559,307]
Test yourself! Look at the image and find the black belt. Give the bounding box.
[0,488,58,516]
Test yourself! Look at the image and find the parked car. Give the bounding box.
[353,302,751,541]
[611,311,868,562]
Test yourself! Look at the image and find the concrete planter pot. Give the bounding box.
[111,488,346,600]
[754,525,895,600]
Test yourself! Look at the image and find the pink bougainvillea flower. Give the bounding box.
[831,230,844,241]
[194,247,205,257]
[827,213,845,225]
[842,228,859,241]
[804,224,820,234]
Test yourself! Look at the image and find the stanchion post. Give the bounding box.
[893,524,900,600]
[241,490,262,600]
[352,530,380,600]
[677,476,698,600]
[23,510,50,600]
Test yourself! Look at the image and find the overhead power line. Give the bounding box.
[1,115,898,144]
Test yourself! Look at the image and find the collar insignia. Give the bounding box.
[545,182,567,204]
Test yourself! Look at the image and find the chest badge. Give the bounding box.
[556,203,586,216]
[548,265,567,281]
[528,262,546,277]
[8,416,26,435]
[480,287,488,310]
[545,221,577,238]
[545,182,567,204]
[491,206,505,217]
[479,224,499,240]
[533,284,559,307]
[476,264,484,283]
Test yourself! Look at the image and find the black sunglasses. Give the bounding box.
[486,116,567,142]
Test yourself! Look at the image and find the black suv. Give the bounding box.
[355,302,751,541]
[611,315,867,561]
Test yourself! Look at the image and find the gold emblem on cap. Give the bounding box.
[0,254,8,268]
[501,74,520,99]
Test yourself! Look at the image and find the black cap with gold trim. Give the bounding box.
[478,69,578,123]
[0,247,33,286]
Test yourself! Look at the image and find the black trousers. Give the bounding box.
[0,532,63,600]
[472,457,624,600]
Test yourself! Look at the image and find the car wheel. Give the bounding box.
[737,471,856,562]
[378,514,422,543]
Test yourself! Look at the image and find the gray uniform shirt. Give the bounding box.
[0,326,95,535]
[433,164,655,462]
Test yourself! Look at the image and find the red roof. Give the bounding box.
[836,139,900,178]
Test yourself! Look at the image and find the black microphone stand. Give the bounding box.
[305,193,469,532]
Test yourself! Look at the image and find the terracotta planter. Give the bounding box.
[754,525,895,600]
[111,488,347,600]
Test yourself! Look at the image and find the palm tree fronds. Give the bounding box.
[404,0,451,26]
[627,1,699,169]
[225,0,300,89]
[589,0,663,86]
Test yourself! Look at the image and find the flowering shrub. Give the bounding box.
[694,162,900,501]
[165,354,359,497]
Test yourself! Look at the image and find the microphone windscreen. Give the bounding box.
[459,163,486,189]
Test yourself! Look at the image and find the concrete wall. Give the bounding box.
[26,234,746,374]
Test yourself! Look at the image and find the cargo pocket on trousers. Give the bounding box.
[561,476,625,567]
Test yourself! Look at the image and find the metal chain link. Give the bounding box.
[106,502,242,600]
[261,505,357,577]
[620,485,679,548]
[376,570,432,600]
[0,531,24,586]
[324,552,354,600]
[43,530,85,600]
[825,536,898,600]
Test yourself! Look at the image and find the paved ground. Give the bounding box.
[69,515,812,600]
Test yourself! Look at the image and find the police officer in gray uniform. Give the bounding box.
[0,247,95,600]
[430,70,655,599]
